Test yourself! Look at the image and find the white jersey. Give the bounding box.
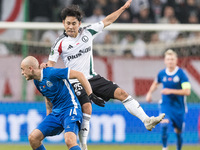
[49,21,104,83]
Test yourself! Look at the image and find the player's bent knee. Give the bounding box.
[114,88,129,101]
[28,129,43,144]
[28,133,38,146]
[64,132,77,148]
[81,102,92,115]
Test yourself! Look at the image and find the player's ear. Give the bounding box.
[79,21,81,26]
[29,66,34,72]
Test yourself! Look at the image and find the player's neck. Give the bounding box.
[34,69,42,81]
[168,66,176,72]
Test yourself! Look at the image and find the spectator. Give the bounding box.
[147,32,165,56]
[103,34,116,55]
[130,0,150,16]
[117,10,132,23]
[131,35,147,57]
[41,30,58,45]
[84,5,105,23]
[158,6,175,23]
[137,5,155,23]
[188,12,199,24]
[72,0,95,17]
[159,16,180,44]
[185,0,200,23]
[96,0,110,16]
[164,0,185,23]
[150,0,165,23]
[120,33,135,55]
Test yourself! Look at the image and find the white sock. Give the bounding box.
[79,113,91,145]
[122,95,149,122]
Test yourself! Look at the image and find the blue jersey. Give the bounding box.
[157,67,189,115]
[34,67,81,114]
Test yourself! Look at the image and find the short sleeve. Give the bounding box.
[49,67,70,80]
[157,71,162,83]
[85,21,104,38]
[48,38,63,63]
[180,69,189,83]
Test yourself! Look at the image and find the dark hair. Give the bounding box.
[60,5,83,21]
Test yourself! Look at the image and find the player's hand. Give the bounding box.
[89,93,105,107]
[123,0,132,9]
[40,63,48,69]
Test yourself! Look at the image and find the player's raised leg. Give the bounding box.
[114,88,165,131]
[28,129,45,150]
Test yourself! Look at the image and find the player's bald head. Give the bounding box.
[21,56,39,69]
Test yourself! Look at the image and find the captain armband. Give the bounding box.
[181,82,191,89]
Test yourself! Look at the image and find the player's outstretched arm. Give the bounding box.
[102,0,132,28]
[69,70,105,107]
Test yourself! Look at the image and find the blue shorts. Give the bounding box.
[160,106,185,130]
[37,108,82,137]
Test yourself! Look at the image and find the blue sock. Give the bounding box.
[69,145,81,150]
[35,144,46,150]
[176,133,182,150]
[161,123,168,148]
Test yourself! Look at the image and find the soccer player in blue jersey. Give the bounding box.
[146,49,191,150]
[21,56,101,150]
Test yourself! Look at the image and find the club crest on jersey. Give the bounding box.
[46,81,53,87]
[82,36,89,43]
[163,76,167,82]
[173,75,180,82]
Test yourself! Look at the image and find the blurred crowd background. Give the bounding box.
[1,0,200,58]
[27,0,200,24]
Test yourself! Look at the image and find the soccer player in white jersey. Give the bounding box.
[41,1,165,149]
[21,56,100,150]
[146,49,191,150]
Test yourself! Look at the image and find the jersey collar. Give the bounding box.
[39,69,43,81]
[63,30,68,37]
[165,66,179,76]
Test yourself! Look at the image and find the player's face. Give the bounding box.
[21,64,33,80]
[63,16,81,38]
[164,54,177,69]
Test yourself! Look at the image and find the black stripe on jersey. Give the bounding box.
[51,32,65,49]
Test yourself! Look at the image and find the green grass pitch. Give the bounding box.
[0,145,200,150]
